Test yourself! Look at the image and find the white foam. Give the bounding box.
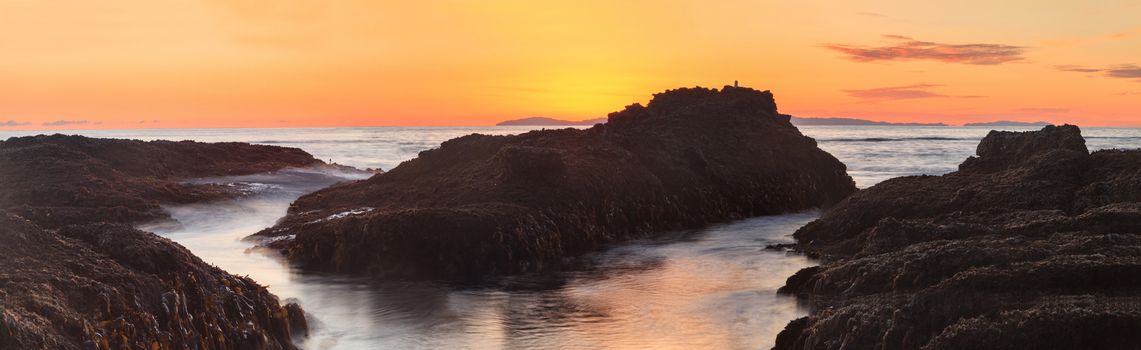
[308,207,375,224]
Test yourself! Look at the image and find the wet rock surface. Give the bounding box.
[0,213,307,350]
[775,125,1141,350]
[255,86,856,278]
[0,134,323,228]
[0,135,324,348]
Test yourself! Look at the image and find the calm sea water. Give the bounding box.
[5,125,1141,349]
[6,125,1139,187]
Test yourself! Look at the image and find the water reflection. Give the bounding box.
[141,169,815,349]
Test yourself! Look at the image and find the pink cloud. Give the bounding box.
[1056,64,1141,81]
[823,35,1025,65]
[1106,64,1141,80]
[1055,65,1103,73]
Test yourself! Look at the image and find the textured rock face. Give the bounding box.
[0,134,323,228]
[775,125,1141,350]
[0,135,324,348]
[0,213,307,350]
[256,86,856,278]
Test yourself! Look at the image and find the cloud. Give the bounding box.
[1,120,30,127]
[857,12,887,18]
[1055,65,1103,73]
[1106,64,1141,79]
[822,35,1025,65]
[1056,64,1141,81]
[42,120,89,126]
[843,83,984,100]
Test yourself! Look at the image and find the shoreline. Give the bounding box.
[145,177,820,348]
[775,125,1141,349]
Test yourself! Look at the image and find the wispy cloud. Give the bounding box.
[844,83,984,100]
[1055,64,1141,81]
[857,12,887,18]
[1,120,30,127]
[1055,65,1103,73]
[822,35,1025,65]
[42,120,89,126]
[1106,64,1141,79]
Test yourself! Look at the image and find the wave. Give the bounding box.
[817,137,973,142]
[251,140,380,145]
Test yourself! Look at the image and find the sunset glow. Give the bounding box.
[2,0,1139,130]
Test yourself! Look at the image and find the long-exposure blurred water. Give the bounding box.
[6,125,1141,349]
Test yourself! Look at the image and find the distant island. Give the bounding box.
[963,120,1051,127]
[496,117,607,126]
[789,116,947,126]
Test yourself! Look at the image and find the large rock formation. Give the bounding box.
[0,135,329,348]
[0,134,324,227]
[0,213,308,349]
[775,125,1141,349]
[255,86,856,278]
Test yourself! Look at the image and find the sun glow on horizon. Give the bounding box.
[1,0,1138,130]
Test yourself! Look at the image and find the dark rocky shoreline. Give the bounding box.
[774,125,1141,349]
[254,86,857,278]
[0,134,326,228]
[0,213,308,350]
[0,135,333,349]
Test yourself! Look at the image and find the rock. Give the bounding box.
[0,212,307,350]
[254,86,856,278]
[0,134,326,228]
[0,135,332,348]
[775,125,1141,349]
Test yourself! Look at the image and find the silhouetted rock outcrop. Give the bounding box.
[496,117,607,126]
[255,86,856,278]
[0,212,307,349]
[0,134,324,227]
[775,125,1141,349]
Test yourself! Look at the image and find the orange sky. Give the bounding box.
[1,0,1139,130]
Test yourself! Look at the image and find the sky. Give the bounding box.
[1,0,1139,130]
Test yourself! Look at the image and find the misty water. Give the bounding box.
[140,169,815,349]
[7,125,1141,349]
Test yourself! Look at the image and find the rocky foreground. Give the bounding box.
[775,125,1141,349]
[0,213,308,349]
[0,135,326,349]
[255,86,856,278]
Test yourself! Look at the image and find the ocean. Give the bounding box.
[4,125,1140,349]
